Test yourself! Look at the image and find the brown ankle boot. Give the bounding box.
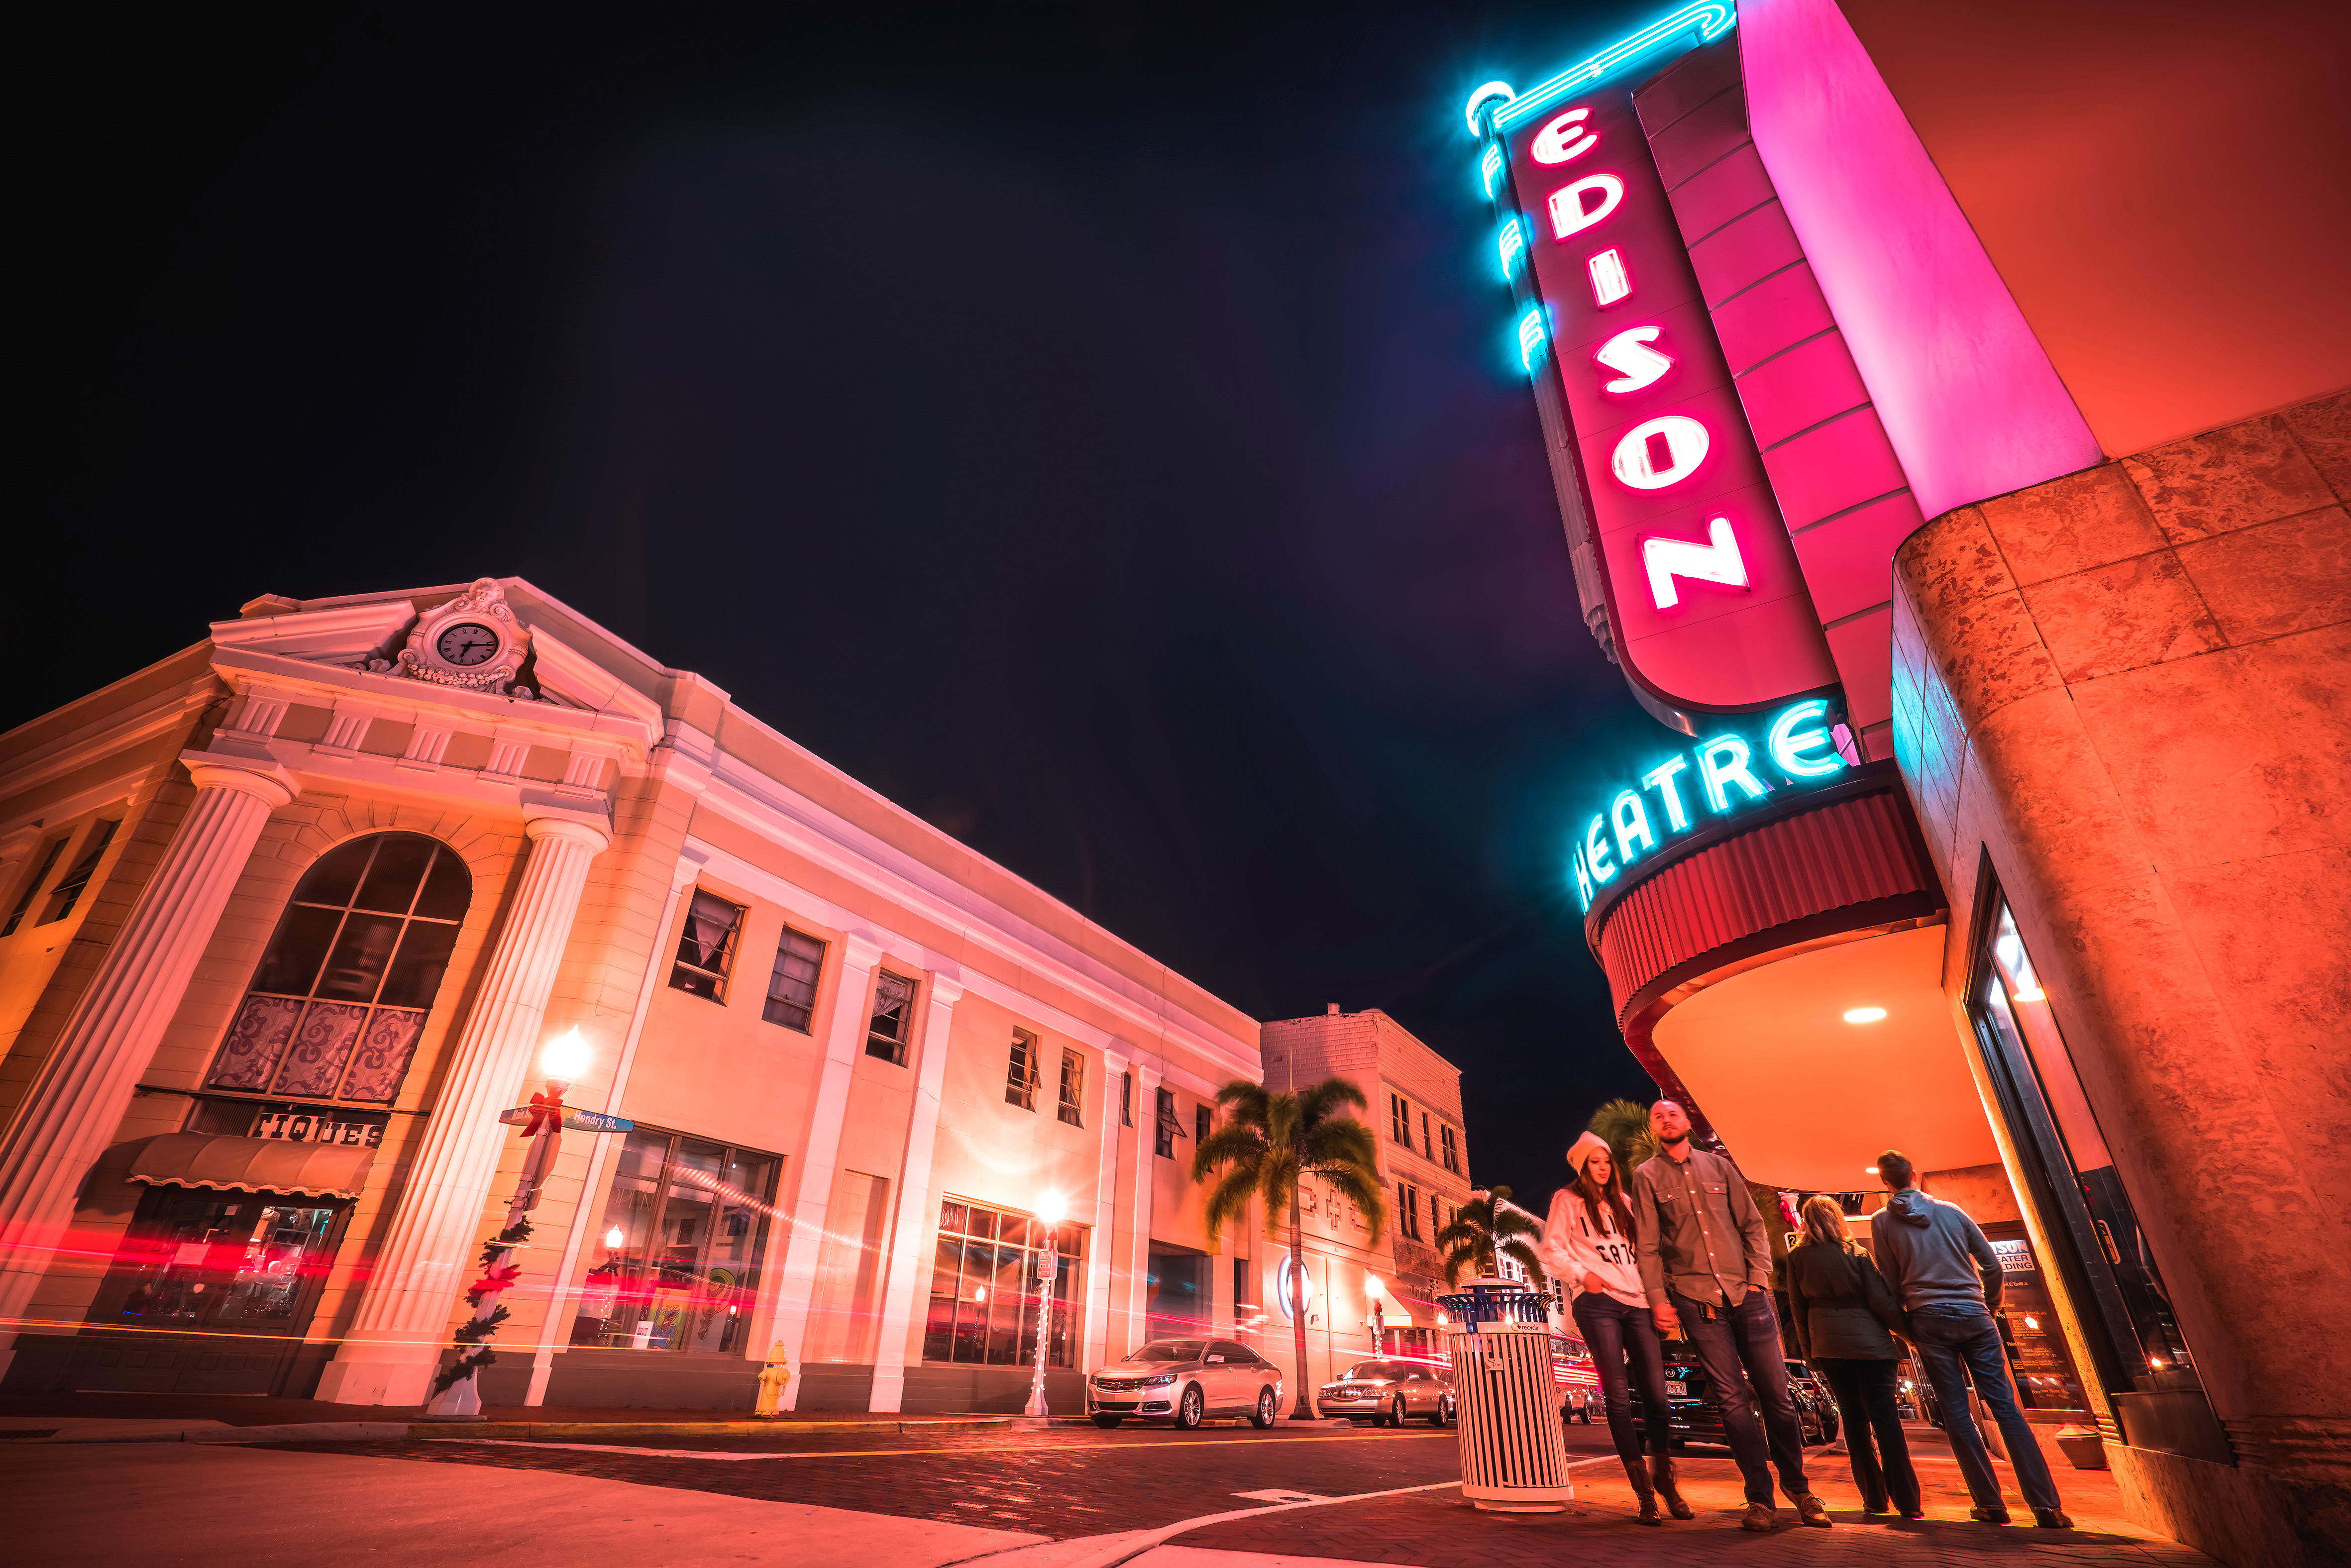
[1622,1456,1661,1525]
[1649,1454,1695,1520]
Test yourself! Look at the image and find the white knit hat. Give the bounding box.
[1567,1131,1612,1168]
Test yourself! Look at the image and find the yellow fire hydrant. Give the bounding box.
[754,1341,791,1417]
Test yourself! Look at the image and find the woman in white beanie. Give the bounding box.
[1542,1131,1686,1524]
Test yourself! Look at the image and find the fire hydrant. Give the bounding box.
[754,1341,791,1417]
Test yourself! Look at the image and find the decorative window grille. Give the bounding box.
[204,832,470,1105]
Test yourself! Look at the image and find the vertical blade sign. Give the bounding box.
[1506,85,1835,711]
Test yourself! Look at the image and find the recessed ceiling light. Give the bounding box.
[1843,1006,1888,1024]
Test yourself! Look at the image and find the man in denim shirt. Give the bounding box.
[1871,1150,2071,1529]
[1631,1100,1830,1532]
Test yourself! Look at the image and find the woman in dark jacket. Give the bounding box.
[1786,1195,1921,1518]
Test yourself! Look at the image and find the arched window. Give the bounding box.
[207,832,471,1105]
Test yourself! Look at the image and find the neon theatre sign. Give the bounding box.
[1570,698,1850,912]
[1467,4,1838,723]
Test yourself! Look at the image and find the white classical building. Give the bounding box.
[0,578,1262,1410]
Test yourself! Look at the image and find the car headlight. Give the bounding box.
[1143,1372,1178,1386]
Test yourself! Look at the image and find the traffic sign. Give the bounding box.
[500,1105,634,1134]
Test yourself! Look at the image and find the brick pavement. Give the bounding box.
[1167,1449,2214,1566]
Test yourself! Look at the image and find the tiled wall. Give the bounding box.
[1889,389,2349,1543]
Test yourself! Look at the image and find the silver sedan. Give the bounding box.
[1087,1336,1285,1430]
[1317,1358,1456,1427]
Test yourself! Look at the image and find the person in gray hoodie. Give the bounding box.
[1870,1150,2070,1529]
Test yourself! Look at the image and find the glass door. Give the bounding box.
[1967,892,2202,1429]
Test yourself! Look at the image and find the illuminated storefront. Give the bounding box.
[1464,3,2348,1559]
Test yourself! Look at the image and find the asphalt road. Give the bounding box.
[267,1417,1628,1539]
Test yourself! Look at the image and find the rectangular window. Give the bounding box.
[1420,1110,1431,1158]
[670,889,745,1001]
[1006,1030,1040,1111]
[1120,1070,1133,1127]
[1440,1125,1460,1173]
[1234,1256,1252,1316]
[1155,1086,1178,1158]
[1057,1049,1084,1128]
[761,926,827,1032]
[2,836,68,938]
[38,820,117,926]
[1389,1093,1409,1145]
[866,971,916,1064]
[922,1197,1084,1369]
[1399,1183,1422,1241]
[1195,1103,1211,1145]
[1431,1192,1442,1240]
[571,1128,781,1354]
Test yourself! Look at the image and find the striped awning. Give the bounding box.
[128,1133,375,1199]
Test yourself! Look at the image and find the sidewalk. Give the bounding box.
[1156,1443,2211,1567]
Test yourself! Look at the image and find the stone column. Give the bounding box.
[767,933,883,1409]
[865,971,963,1412]
[0,758,295,1376]
[1122,1060,1163,1352]
[316,813,609,1407]
[1081,1045,1131,1370]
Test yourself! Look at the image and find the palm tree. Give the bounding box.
[1588,1097,1663,1181]
[1433,1185,1546,1286]
[1193,1077,1387,1420]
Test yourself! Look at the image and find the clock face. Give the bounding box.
[436,622,501,667]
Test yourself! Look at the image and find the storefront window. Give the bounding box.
[1969,895,2197,1400]
[921,1198,1082,1369]
[572,1129,779,1354]
[102,1189,345,1333]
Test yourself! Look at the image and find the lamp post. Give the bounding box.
[424,1027,630,1420]
[1022,1190,1066,1422]
[1367,1274,1387,1354]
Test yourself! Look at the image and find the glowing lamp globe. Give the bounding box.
[540,1027,590,1086]
[1366,1275,1384,1299]
[1037,1190,1067,1226]
[605,1226,626,1249]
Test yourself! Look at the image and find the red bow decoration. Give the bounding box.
[523,1090,565,1137]
[470,1263,522,1296]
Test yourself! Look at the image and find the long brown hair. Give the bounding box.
[1799,1195,1851,1252]
[1574,1147,1636,1242]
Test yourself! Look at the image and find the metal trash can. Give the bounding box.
[1440,1278,1573,1512]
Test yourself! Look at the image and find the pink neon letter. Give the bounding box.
[1610,415,1710,489]
[1595,326,1674,394]
[1548,174,1624,240]
[1587,248,1632,306]
[1641,516,1750,609]
[1530,108,1599,165]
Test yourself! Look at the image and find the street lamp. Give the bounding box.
[424,1027,633,1421]
[1023,1191,1067,1421]
[1367,1274,1386,1353]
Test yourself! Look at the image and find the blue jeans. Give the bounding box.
[1571,1293,1672,1468]
[1911,1302,2062,1513]
[1816,1358,1920,1514]
[1672,1288,1808,1505]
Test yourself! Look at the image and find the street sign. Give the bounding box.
[499,1106,634,1134]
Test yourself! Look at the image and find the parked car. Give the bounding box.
[1561,1386,1598,1424]
[1317,1358,1456,1427]
[1551,1334,1601,1425]
[1627,1343,1839,1450]
[1785,1359,1842,1443]
[1087,1337,1284,1430]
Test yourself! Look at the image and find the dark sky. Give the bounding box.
[19,1,1686,1215]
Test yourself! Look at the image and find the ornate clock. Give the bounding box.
[395,579,533,695]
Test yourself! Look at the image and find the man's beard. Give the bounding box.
[1659,1130,1691,1148]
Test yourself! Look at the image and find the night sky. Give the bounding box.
[19,1,1690,1215]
